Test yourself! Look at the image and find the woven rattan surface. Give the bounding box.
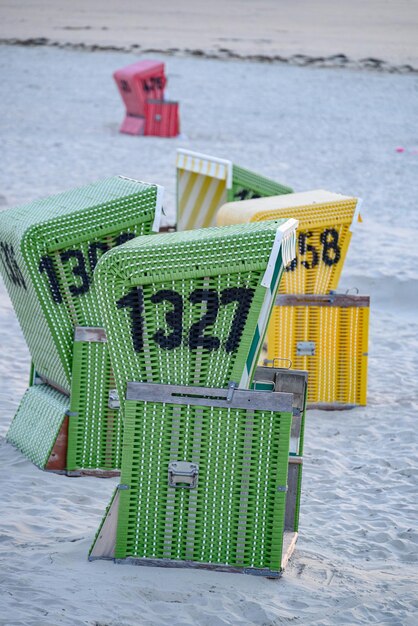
[6,384,69,469]
[230,164,293,202]
[67,338,122,471]
[94,221,297,411]
[0,176,161,391]
[216,190,361,294]
[268,295,369,405]
[112,394,292,573]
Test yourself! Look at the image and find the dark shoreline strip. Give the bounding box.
[1,38,417,74]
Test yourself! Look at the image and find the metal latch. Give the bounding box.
[108,389,120,409]
[168,461,199,489]
[296,341,315,356]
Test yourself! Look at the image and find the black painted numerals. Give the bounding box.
[320,228,341,266]
[189,290,220,351]
[39,256,62,303]
[221,287,254,353]
[299,231,319,269]
[151,290,183,350]
[142,76,165,92]
[0,241,27,289]
[59,250,90,296]
[120,80,131,93]
[118,286,255,355]
[88,242,109,273]
[233,188,261,201]
[286,228,341,272]
[39,231,135,304]
[115,232,136,247]
[117,287,144,353]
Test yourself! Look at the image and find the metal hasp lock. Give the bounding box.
[168,461,199,489]
[296,341,316,356]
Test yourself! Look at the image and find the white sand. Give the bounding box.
[0,43,418,625]
[1,0,418,70]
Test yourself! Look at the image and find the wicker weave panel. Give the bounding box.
[230,164,293,202]
[6,384,69,469]
[116,398,292,573]
[94,221,297,408]
[267,295,369,405]
[0,177,160,390]
[67,340,122,471]
[216,190,361,295]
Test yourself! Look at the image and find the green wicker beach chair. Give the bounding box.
[89,382,295,577]
[93,219,297,415]
[0,176,162,471]
[176,149,293,230]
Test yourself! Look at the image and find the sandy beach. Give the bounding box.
[1,3,418,624]
[1,0,418,71]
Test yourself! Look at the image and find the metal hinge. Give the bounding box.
[227,381,237,402]
[108,389,120,409]
[74,326,107,343]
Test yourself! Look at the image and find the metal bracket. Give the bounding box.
[262,357,293,370]
[227,381,237,403]
[108,389,120,409]
[277,485,288,493]
[118,484,130,491]
[127,382,293,413]
[296,341,315,356]
[168,461,199,489]
[74,326,107,343]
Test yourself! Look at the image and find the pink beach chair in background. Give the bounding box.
[113,60,179,137]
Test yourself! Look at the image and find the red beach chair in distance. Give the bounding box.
[113,60,167,134]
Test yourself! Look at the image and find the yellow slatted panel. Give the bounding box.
[177,168,228,230]
[176,150,231,231]
[266,295,369,406]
